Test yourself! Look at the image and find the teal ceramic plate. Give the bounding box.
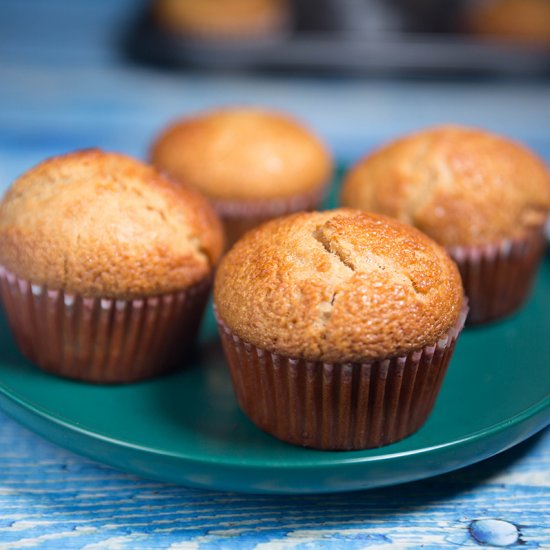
[0,256,549,494]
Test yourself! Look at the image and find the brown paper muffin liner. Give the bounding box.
[0,266,212,383]
[212,184,328,249]
[215,304,468,450]
[447,226,547,326]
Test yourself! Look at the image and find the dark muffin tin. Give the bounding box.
[124,0,550,75]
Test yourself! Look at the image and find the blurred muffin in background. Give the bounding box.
[152,0,291,41]
[151,107,332,247]
[341,125,550,325]
[463,0,550,47]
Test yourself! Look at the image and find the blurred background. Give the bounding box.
[1,0,549,191]
[131,0,550,74]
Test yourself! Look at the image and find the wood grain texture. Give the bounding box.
[0,412,548,548]
[0,0,549,546]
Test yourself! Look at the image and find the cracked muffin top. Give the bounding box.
[0,149,224,299]
[341,125,550,246]
[150,107,332,202]
[214,209,463,362]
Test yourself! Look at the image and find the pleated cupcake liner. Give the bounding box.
[0,266,212,383]
[215,303,468,450]
[211,184,328,248]
[447,226,547,325]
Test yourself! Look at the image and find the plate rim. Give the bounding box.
[0,373,549,470]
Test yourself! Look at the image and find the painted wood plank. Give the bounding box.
[0,412,548,548]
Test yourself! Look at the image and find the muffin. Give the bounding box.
[152,0,291,41]
[0,149,224,383]
[341,125,550,325]
[463,0,550,47]
[214,209,467,450]
[150,107,332,247]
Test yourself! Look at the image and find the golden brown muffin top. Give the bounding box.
[0,149,224,299]
[341,125,550,246]
[153,0,289,38]
[150,108,332,202]
[214,209,464,363]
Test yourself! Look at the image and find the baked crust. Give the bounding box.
[214,209,464,362]
[0,149,224,298]
[150,108,332,201]
[341,125,550,246]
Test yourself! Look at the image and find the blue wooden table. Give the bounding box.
[1,1,549,547]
